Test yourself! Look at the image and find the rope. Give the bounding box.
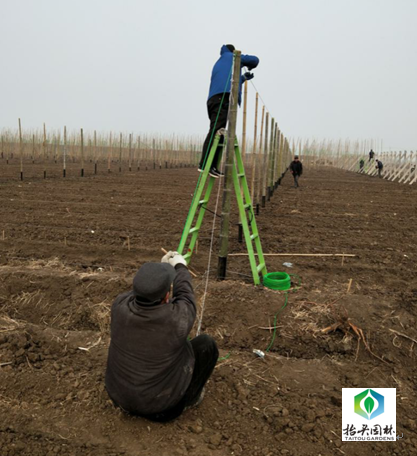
[196,160,224,336]
[192,55,236,336]
[249,79,271,116]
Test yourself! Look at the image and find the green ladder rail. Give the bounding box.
[178,130,223,263]
[231,139,267,284]
[178,130,267,285]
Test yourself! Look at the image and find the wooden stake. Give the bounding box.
[80,128,84,176]
[2,230,5,240]
[347,278,353,293]
[241,80,248,157]
[128,133,132,171]
[43,123,47,178]
[18,118,23,180]
[94,130,97,174]
[108,132,112,172]
[119,133,122,172]
[261,112,269,207]
[250,92,259,204]
[127,236,131,251]
[217,50,241,280]
[256,105,265,210]
[63,126,67,177]
[32,133,35,163]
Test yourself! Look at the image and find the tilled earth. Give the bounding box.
[0,160,417,456]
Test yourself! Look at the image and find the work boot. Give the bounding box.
[209,168,220,178]
[184,388,205,411]
[210,167,224,178]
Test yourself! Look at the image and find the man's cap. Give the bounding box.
[226,44,235,52]
[133,263,176,304]
[294,155,299,159]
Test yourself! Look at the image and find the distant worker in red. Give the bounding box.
[105,252,218,422]
[199,44,260,178]
[289,155,303,188]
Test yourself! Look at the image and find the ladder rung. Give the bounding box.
[189,227,199,234]
[244,203,251,210]
[184,253,191,260]
[257,263,265,273]
[199,199,208,205]
[237,173,245,178]
[250,233,258,241]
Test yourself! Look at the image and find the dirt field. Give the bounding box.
[1,160,417,456]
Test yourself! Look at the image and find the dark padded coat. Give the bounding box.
[290,160,303,176]
[105,264,196,415]
[208,45,259,105]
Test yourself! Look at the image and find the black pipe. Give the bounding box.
[262,195,266,208]
[256,203,260,215]
[238,223,243,243]
[217,256,227,280]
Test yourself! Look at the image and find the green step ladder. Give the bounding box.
[178,129,267,285]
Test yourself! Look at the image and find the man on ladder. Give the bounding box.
[198,44,260,178]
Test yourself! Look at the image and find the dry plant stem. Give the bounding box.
[389,329,417,345]
[322,312,389,365]
[347,278,353,293]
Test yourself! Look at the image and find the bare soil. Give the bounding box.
[1,160,417,456]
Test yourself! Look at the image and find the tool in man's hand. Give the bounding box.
[161,248,197,277]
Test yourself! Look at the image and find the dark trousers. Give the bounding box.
[199,93,230,169]
[378,167,383,178]
[293,174,300,187]
[141,334,219,422]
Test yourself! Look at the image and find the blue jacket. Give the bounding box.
[208,45,259,105]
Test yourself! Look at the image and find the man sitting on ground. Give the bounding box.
[105,252,218,422]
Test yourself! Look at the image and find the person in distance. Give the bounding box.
[199,44,260,179]
[105,252,218,422]
[375,159,383,178]
[289,155,303,188]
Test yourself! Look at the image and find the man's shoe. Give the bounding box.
[210,167,224,177]
[184,388,205,411]
[209,168,220,178]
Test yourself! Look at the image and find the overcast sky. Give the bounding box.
[1,0,416,151]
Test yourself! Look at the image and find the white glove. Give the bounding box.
[168,253,187,268]
[161,250,176,263]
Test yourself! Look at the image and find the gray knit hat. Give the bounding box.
[133,263,176,304]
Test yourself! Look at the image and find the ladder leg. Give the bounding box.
[178,133,222,262]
